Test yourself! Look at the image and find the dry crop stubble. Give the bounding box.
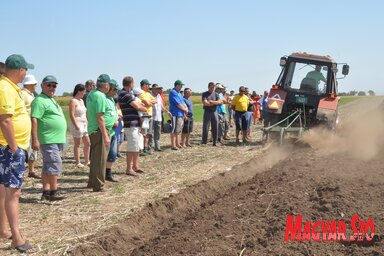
[0,122,265,255]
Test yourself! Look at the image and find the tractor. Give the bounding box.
[263,52,349,144]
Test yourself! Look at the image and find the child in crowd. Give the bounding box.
[132,87,145,118]
[163,119,172,133]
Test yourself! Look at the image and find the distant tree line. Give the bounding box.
[338,90,375,96]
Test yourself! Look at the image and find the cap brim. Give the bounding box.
[27,63,35,69]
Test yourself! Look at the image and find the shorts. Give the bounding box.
[218,113,228,134]
[107,134,118,162]
[228,107,234,118]
[0,145,27,189]
[235,111,248,131]
[27,147,38,161]
[41,144,64,176]
[182,117,193,134]
[70,122,88,138]
[141,118,153,135]
[125,127,144,153]
[116,130,124,145]
[247,111,253,130]
[171,116,184,134]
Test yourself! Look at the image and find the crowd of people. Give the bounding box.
[0,54,270,253]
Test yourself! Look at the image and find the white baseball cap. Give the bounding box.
[216,83,224,89]
[23,74,38,85]
[132,87,143,95]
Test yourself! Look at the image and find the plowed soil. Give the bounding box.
[72,98,384,256]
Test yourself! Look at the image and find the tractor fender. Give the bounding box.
[318,96,339,110]
[317,97,339,130]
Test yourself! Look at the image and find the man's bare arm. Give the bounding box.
[0,114,18,153]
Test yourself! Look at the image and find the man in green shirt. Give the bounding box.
[105,79,121,182]
[305,65,327,86]
[31,75,67,201]
[86,74,111,192]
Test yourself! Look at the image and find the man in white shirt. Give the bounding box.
[151,84,171,151]
[20,74,41,180]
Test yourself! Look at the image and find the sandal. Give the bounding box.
[0,234,12,240]
[76,163,86,168]
[126,171,139,176]
[135,169,144,174]
[171,147,178,151]
[28,172,41,179]
[13,241,33,253]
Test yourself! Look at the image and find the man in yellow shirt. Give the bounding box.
[231,86,250,143]
[139,79,157,154]
[20,74,41,179]
[0,62,4,75]
[0,54,34,253]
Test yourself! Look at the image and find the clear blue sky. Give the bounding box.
[1,0,383,95]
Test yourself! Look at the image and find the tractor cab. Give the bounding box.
[264,52,349,144]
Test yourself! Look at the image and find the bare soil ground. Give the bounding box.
[1,97,383,256]
[0,113,266,255]
[72,97,384,256]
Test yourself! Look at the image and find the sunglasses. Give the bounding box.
[46,83,57,88]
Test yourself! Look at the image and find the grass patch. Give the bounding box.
[151,192,160,200]
[112,184,125,194]
[339,96,360,106]
[82,197,102,205]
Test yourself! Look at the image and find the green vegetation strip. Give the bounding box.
[59,96,363,126]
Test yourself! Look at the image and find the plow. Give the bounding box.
[263,52,349,144]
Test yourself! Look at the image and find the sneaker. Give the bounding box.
[41,194,50,201]
[49,194,66,201]
[116,152,125,158]
[93,187,105,192]
[143,148,152,155]
[76,163,85,168]
[28,172,41,179]
[106,175,118,182]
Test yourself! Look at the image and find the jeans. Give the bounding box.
[202,110,218,144]
[107,134,118,163]
[153,120,162,150]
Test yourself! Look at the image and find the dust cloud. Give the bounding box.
[301,102,384,161]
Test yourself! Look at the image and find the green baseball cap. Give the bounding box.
[97,74,110,84]
[151,83,163,90]
[109,79,122,90]
[140,79,151,86]
[42,75,58,84]
[174,80,184,86]
[5,54,34,70]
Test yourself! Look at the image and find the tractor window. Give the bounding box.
[285,62,328,94]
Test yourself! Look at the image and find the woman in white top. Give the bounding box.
[69,84,90,168]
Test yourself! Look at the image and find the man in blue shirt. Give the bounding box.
[168,80,188,150]
[181,88,194,147]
